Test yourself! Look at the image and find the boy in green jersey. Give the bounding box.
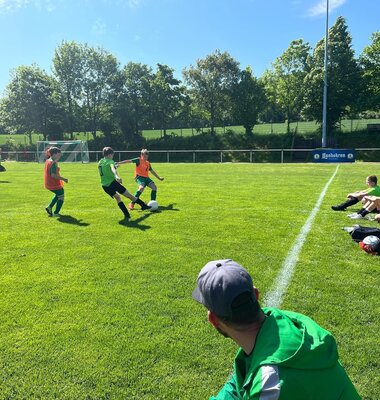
[98,147,150,220]
[332,175,380,211]
[193,260,361,400]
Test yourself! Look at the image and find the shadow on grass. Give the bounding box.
[118,203,179,231]
[57,215,90,227]
[119,213,151,231]
[0,180,11,183]
[152,203,180,213]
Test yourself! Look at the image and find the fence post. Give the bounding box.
[96,152,99,162]
[193,152,196,163]
[220,151,223,163]
[16,152,19,161]
[250,151,252,163]
[281,150,284,164]
[167,152,170,163]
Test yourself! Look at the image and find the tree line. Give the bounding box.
[0,16,379,146]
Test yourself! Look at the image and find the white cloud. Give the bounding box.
[92,19,107,36]
[0,0,57,13]
[308,0,346,17]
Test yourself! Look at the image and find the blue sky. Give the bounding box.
[0,0,379,95]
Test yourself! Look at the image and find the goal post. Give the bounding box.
[37,141,90,163]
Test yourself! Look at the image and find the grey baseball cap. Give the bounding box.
[192,259,256,317]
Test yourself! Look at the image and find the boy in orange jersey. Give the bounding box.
[44,147,68,217]
[117,149,164,210]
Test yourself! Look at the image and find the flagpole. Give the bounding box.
[322,0,329,148]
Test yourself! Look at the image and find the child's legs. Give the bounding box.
[48,191,59,208]
[121,189,137,202]
[148,182,157,200]
[54,189,65,214]
[132,184,145,203]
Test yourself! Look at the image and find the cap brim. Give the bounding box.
[192,286,204,305]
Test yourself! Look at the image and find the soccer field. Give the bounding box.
[0,162,379,399]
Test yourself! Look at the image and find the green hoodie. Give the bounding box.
[211,308,361,400]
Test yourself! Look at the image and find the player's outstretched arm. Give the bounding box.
[117,159,133,165]
[111,164,122,183]
[150,168,164,181]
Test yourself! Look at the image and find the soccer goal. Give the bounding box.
[37,141,90,163]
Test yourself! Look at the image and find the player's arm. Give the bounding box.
[150,167,164,181]
[117,159,134,165]
[50,163,68,183]
[111,164,122,183]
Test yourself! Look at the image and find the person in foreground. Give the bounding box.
[331,175,380,211]
[98,147,150,220]
[192,259,361,399]
[44,147,68,217]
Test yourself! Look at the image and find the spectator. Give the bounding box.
[192,259,361,399]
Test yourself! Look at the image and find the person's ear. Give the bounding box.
[254,287,260,301]
[208,310,220,328]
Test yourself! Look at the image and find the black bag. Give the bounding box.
[350,225,380,242]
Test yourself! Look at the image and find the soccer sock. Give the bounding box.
[357,208,365,214]
[48,195,58,209]
[151,190,157,201]
[135,198,146,208]
[118,201,130,217]
[340,198,359,208]
[361,210,370,217]
[132,190,141,204]
[55,200,64,214]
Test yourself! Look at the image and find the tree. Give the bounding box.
[150,64,185,135]
[111,62,153,142]
[269,39,311,132]
[81,46,120,138]
[231,67,266,135]
[2,65,64,143]
[183,50,240,134]
[360,31,380,112]
[304,17,362,132]
[53,41,85,139]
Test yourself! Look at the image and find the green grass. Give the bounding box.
[1,118,379,144]
[0,162,379,399]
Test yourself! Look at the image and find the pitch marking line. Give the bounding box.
[264,165,340,308]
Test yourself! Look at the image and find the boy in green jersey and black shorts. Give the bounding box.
[98,147,150,220]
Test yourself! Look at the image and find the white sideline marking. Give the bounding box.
[264,165,340,308]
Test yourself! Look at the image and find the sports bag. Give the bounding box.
[350,225,380,242]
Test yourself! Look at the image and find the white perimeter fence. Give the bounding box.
[2,148,380,163]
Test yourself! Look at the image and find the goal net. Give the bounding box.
[37,141,90,163]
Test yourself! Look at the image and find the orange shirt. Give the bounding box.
[44,159,63,190]
[134,157,151,178]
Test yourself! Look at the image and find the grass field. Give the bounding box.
[0,162,379,399]
[1,118,379,144]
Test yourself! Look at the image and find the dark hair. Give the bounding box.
[103,147,114,157]
[367,175,377,185]
[218,291,262,327]
[46,147,61,157]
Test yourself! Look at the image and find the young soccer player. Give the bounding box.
[44,147,68,217]
[331,175,380,211]
[98,147,151,220]
[117,149,164,210]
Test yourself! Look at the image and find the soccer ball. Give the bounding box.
[148,200,159,211]
[359,235,380,254]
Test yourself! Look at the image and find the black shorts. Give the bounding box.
[102,180,127,198]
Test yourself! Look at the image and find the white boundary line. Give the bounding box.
[264,165,340,308]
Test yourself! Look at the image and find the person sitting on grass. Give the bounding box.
[348,195,380,219]
[98,147,151,221]
[44,147,68,217]
[192,259,361,400]
[331,175,380,211]
[116,149,164,210]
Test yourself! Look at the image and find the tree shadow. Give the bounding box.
[119,213,151,231]
[56,215,90,227]
[0,180,11,183]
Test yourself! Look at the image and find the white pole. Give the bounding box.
[322,0,329,148]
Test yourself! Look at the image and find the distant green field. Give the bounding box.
[1,118,379,144]
[0,162,378,399]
